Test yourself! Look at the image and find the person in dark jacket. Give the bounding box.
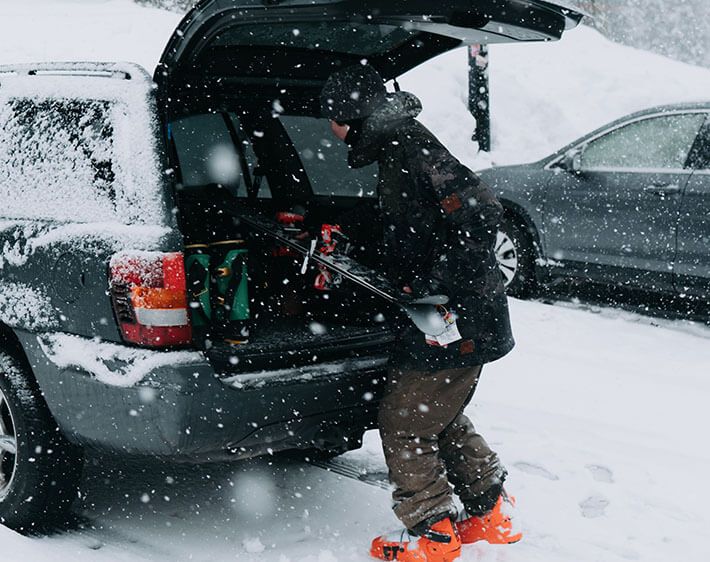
[320,64,521,561]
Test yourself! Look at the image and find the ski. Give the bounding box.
[231,206,450,336]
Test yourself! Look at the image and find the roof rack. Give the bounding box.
[0,62,152,83]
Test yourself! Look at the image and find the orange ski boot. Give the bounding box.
[371,517,462,562]
[456,492,522,545]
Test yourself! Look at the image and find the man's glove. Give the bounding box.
[313,224,349,291]
[319,224,350,256]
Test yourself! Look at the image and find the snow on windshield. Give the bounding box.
[0,68,167,226]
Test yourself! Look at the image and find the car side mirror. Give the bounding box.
[560,148,583,173]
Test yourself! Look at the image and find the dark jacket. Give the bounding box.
[347,92,515,371]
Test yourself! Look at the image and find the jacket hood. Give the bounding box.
[320,64,388,122]
[348,91,423,168]
[365,91,423,131]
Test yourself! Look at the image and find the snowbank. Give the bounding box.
[401,25,710,169]
[2,2,709,175]
[0,0,180,74]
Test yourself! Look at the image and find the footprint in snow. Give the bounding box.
[85,539,104,551]
[513,461,559,481]
[579,495,609,518]
[586,464,614,483]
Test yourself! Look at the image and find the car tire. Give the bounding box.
[496,216,538,298]
[0,351,84,534]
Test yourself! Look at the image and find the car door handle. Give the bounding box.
[643,184,681,196]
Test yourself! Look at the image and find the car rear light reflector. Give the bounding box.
[109,252,192,347]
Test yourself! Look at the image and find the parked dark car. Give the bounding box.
[0,0,583,532]
[483,103,710,300]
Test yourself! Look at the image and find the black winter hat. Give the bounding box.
[320,64,387,122]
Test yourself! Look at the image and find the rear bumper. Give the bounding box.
[18,331,388,459]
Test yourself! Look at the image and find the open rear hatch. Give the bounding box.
[156,0,584,103]
[155,0,583,377]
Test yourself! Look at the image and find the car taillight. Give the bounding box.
[109,252,192,347]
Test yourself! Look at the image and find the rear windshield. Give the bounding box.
[0,98,119,222]
[212,22,415,56]
[280,115,378,198]
[171,112,379,200]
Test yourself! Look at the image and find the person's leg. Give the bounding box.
[432,367,521,545]
[437,366,507,515]
[439,414,506,514]
[378,366,488,530]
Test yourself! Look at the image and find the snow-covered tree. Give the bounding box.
[135,0,193,11]
[573,0,710,68]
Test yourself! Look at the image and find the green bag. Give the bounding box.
[185,245,212,327]
[211,241,250,343]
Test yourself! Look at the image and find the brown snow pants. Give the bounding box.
[378,365,506,530]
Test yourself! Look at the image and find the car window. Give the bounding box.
[279,115,378,198]
[0,98,119,222]
[686,119,710,170]
[170,113,272,198]
[581,113,706,171]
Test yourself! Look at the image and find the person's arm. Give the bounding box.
[419,147,502,237]
[408,145,504,296]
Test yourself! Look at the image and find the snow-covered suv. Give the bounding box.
[0,0,582,532]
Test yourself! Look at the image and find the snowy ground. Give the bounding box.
[1,1,710,561]
[3,299,710,562]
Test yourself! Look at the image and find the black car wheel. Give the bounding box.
[0,381,18,504]
[0,351,83,534]
[496,217,538,298]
